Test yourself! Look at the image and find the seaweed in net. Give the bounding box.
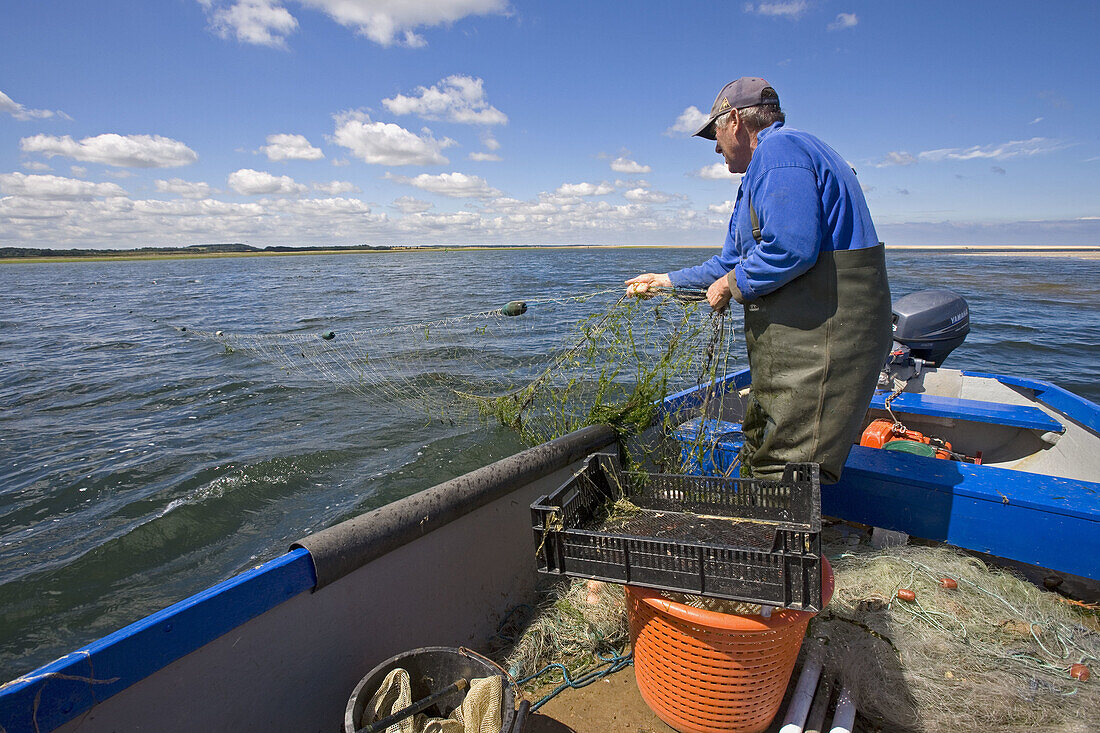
[469,289,733,449]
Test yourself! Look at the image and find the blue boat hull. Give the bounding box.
[661,367,1100,580]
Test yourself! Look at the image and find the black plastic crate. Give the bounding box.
[531,453,824,611]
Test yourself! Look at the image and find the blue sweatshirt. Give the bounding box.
[669,122,879,300]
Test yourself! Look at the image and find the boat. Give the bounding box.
[2,290,1097,732]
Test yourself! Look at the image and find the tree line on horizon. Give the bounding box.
[0,243,429,258]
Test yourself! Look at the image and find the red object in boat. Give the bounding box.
[1070,663,1090,682]
[939,577,958,590]
[860,419,953,460]
[897,588,917,603]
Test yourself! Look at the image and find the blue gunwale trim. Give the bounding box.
[962,371,1100,435]
[0,547,316,733]
[868,391,1064,433]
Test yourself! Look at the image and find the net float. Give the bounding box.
[897,588,916,603]
[1070,663,1090,682]
[939,577,958,590]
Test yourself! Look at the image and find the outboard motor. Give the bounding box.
[879,289,969,388]
[892,289,969,366]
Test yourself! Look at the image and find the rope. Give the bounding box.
[515,651,634,711]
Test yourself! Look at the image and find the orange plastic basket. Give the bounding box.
[627,557,834,733]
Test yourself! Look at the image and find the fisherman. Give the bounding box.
[627,78,891,483]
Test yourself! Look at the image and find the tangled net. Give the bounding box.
[812,530,1099,732]
[193,287,735,447]
[497,578,628,686]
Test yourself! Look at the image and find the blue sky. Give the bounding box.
[1,0,1098,248]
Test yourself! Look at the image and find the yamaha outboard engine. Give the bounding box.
[880,289,969,388]
[892,289,969,366]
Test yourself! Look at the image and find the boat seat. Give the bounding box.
[868,391,1064,433]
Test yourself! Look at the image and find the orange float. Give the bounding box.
[627,558,834,733]
[860,418,954,460]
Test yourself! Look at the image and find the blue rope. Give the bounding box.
[516,650,634,711]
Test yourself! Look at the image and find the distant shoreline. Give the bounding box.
[2,243,1098,264]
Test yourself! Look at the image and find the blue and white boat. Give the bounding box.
[2,291,1097,733]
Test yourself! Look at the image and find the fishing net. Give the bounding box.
[192,287,736,447]
[811,527,1099,732]
[496,578,628,685]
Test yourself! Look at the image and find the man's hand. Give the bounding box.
[625,272,672,297]
[706,276,733,311]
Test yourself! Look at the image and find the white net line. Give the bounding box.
[188,287,733,442]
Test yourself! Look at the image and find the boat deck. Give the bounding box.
[527,662,881,732]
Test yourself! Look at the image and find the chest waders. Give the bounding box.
[738,195,892,483]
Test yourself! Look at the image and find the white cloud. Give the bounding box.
[744,1,808,18]
[313,180,359,194]
[331,110,453,166]
[201,0,299,48]
[666,106,709,136]
[468,152,502,161]
[385,171,501,199]
[383,75,507,125]
[918,137,1064,162]
[690,163,741,180]
[610,156,651,174]
[876,151,918,167]
[392,195,433,213]
[70,166,88,178]
[1028,117,1044,125]
[0,173,126,200]
[0,90,67,121]
[708,200,736,215]
[481,133,501,151]
[827,12,858,30]
[623,187,673,204]
[555,182,615,197]
[265,196,376,217]
[156,178,214,198]
[22,161,51,172]
[298,0,509,47]
[877,138,1065,167]
[20,133,198,168]
[228,168,308,195]
[261,133,324,161]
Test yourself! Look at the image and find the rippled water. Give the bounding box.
[1,248,1097,681]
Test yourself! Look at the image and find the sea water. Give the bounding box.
[1,248,1097,680]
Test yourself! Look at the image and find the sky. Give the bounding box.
[1,0,1098,249]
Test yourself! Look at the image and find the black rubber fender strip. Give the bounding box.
[292,424,619,590]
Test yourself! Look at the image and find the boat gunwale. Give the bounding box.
[0,425,618,733]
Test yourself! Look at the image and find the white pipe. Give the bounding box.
[779,649,822,733]
[828,685,857,733]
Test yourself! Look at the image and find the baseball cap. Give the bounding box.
[693,77,779,140]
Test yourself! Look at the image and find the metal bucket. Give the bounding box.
[344,646,520,733]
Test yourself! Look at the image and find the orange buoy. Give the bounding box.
[897,588,916,603]
[939,577,958,590]
[1070,663,1090,682]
